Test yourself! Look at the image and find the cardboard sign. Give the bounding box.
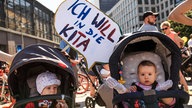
[55,0,122,69]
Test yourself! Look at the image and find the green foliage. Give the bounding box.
[169,10,192,38]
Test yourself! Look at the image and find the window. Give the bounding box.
[138,0,142,4]
[151,7,156,12]
[161,12,164,19]
[151,0,155,4]
[166,10,169,16]
[170,0,173,5]
[144,0,149,4]
[7,0,14,10]
[165,1,168,8]
[175,0,181,4]
[157,6,159,11]
[138,7,143,13]
[145,7,149,11]
[161,3,164,10]
[25,1,32,34]
[139,16,143,21]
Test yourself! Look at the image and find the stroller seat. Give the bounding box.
[122,51,165,88]
[27,75,39,97]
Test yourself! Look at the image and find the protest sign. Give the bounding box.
[55,0,122,69]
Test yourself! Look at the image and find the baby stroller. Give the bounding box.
[8,44,77,108]
[109,32,189,108]
[84,64,113,108]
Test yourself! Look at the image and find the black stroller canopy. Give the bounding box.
[8,44,76,98]
[109,32,182,89]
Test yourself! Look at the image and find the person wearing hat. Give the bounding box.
[25,71,68,108]
[138,11,159,31]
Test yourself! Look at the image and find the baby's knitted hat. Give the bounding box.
[36,71,61,94]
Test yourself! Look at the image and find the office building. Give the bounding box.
[99,0,119,13]
[106,0,183,34]
[0,0,60,54]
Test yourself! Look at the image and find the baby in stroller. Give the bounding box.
[8,45,77,108]
[106,60,175,107]
[25,71,68,108]
[107,32,189,108]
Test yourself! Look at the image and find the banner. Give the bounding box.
[55,0,122,69]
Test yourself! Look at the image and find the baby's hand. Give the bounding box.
[155,80,173,91]
[129,86,137,92]
[56,100,68,108]
[105,77,127,94]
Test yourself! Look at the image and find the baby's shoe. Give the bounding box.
[105,77,127,94]
[155,80,173,91]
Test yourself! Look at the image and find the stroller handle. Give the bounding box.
[13,94,72,108]
[112,90,189,105]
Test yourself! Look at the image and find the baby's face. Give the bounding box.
[41,84,59,95]
[138,65,156,86]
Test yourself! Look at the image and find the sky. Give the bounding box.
[36,0,95,12]
[36,0,64,12]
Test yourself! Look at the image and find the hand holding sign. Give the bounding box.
[55,0,121,69]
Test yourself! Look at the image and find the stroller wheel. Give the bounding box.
[85,97,95,108]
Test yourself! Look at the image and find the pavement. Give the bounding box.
[76,91,105,108]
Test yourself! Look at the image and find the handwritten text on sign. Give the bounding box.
[55,0,121,69]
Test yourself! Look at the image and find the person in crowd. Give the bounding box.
[25,71,68,108]
[138,11,159,31]
[168,0,192,26]
[0,50,14,65]
[0,61,9,82]
[60,40,80,66]
[88,71,97,97]
[160,21,189,91]
[89,64,111,97]
[160,21,184,48]
[60,40,81,84]
[187,34,192,56]
[106,60,175,107]
[187,34,192,47]
[100,64,111,79]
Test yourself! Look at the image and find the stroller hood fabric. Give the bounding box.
[8,44,76,99]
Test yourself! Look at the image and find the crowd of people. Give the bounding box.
[137,10,190,92]
[0,0,191,107]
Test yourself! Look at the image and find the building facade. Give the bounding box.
[0,0,60,54]
[106,0,184,34]
[99,0,119,13]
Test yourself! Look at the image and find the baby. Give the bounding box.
[106,60,175,107]
[25,71,68,108]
